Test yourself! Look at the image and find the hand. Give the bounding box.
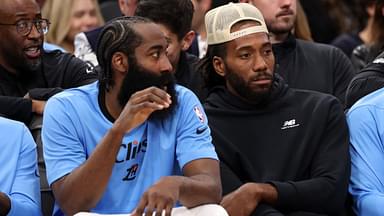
[132,176,181,216]
[220,183,261,216]
[31,99,46,115]
[0,192,11,215]
[113,87,171,133]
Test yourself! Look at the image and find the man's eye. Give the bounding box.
[264,49,273,55]
[151,52,160,58]
[17,21,28,29]
[240,53,251,59]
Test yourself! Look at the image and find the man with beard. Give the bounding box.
[0,0,97,125]
[200,3,350,215]
[42,16,225,216]
[239,0,354,106]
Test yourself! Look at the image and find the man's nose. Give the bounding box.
[160,54,173,73]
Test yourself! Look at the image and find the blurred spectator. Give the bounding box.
[43,0,104,53]
[331,0,375,58]
[351,0,384,71]
[74,0,138,66]
[293,0,312,41]
[301,0,352,43]
[190,0,212,58]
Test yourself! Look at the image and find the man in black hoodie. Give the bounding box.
[200,3,350,215]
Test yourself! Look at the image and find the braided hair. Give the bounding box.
[96,16,151,91]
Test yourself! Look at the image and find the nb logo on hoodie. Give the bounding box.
[281,119,300,130]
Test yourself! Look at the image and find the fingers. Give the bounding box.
[132,196,147,216]
[133,191,174,216]
[130,87,172,108]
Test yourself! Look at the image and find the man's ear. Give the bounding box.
[111,52,129,74]
[213,56,225,77]
[181,30,196,51]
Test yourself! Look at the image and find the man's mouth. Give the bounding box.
[277,10,294,17]
[24,46,41,59]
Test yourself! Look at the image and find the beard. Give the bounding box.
[118,58,178,120]
[225,63,273,104]
[266,15,295,35]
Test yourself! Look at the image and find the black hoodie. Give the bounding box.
[204,75,350,215]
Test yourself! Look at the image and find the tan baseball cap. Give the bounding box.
[205,2,269,45]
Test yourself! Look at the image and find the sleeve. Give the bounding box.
[270,99,350,215]
[345,53,384,108]
[42,97,86,185]
[7,125,41,216]
[347,106,384,215]
[350,45,369,72]
[175,89,218,169]
[28,88,63,100]
[221,162,284,216]
[332,47,355,106]
[62,54,98,88]
[0,96,33,125]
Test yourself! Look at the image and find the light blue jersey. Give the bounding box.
[42,81,218,215]
[0,117,41,215]
[347,87,384,215]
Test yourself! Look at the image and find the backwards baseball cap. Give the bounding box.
[205,2,268,45]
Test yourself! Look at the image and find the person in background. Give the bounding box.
[331,0,374,58]
[0,117,41,216]
[293,1,312,41]
[350,0,384,71]
[240,0,355,106]
[118,0,138,17]
[74,0,137,66]
[42,16,223,215]
[189,0,212,59]
[200,2,350,215]
[300,0,352,44]
[42,0,104,53]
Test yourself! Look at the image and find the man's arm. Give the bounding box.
[133,158,221,216]
[0,96,33,124]
[219,162,283,216]
[132,89,222,216]
[45,87,172,215]
[347,105,384,215]
[3,125,41,215]
[0,192,10,215]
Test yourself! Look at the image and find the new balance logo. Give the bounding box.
[281,119,300,130]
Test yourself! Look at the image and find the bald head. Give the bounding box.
[0,0,40,19]
[0,0,43,75]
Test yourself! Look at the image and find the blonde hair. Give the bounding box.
[294,1,313,41]
[42,0,104,49]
